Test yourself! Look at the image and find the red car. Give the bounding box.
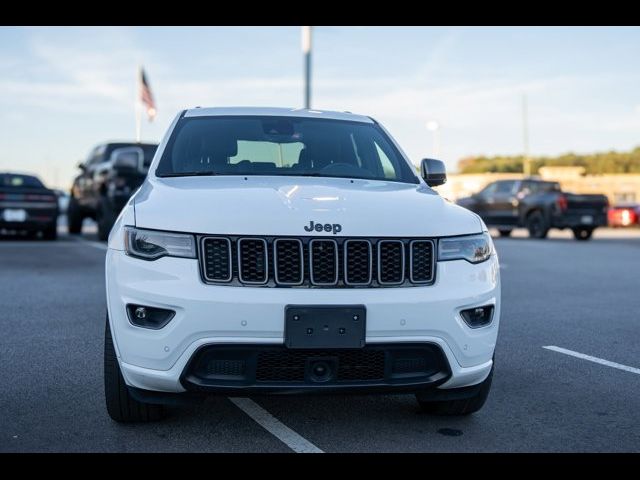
[608,204,640,227]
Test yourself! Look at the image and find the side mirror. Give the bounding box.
[77,161,87,172]
[111,147,143,172]
[420,158,447,187]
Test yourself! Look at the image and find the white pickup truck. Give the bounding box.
[104,107,501,422]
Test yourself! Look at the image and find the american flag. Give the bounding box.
[139,67,156,121]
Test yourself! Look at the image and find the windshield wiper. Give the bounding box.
[158,171,217,178]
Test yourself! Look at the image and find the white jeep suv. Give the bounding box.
[104,107,500,422]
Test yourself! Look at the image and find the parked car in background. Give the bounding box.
[0,172,59,240]
[68,142,158,240]
[608,203,640,228]
[457,178,609,240]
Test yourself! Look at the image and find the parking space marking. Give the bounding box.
[544,345,640,375]
[77,239,108,251]
[229,397,324,453]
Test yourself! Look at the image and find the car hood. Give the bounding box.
[133,176,483,237]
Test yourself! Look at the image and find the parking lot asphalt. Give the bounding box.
[1,226,639,452]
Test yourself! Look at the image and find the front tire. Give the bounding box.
[97,198,117,242]
[104,316,166,423]
[572,227,594,241]
[67,196,84,234]
[526,211,549,239]
[416,366,493,416]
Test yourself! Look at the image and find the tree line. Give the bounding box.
[457,146,640,174]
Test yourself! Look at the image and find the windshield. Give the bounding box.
[156,116,419,184]
[0,173,45,188]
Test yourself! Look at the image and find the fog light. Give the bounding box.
[126,304,175,329]
[460,305,494,328]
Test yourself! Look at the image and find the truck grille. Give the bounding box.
[200,236,435,288]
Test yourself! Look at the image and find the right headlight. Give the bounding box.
[438,232,493,264]
[124,226,196,260]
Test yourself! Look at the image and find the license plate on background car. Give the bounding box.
[2,209,27,222]
[285,305,366,349]
[581,215,593,224]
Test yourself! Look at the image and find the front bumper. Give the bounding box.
[106,248,500,394]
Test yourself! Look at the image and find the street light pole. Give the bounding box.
[302,26,312,109]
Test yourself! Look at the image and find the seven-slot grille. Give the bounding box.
[200,236,435,288]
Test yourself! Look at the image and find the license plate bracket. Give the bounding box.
[284,305,366,349]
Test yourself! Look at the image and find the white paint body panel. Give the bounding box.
[106,107,501,394]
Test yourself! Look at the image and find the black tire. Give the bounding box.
[526,210,549,239]
[416,366,494,416]
[42,223,58,241]
[97,198,117,242]
[104,316,166,423]
[572,227,594,241]
[498,229,512,237]
[67,196,84,234]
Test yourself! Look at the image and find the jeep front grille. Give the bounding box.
[200,236,435,288]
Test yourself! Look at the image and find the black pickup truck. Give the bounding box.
[68,142,158,240]
[457,178,609,240]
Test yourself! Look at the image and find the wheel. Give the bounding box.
[104,315,166,423]
[42,223,58,241]
[498,229,512,237]
[526,211,549,239]
[416,365,493,416]
[572,227,594,241]
[67,196,84,234]
[97,198,117,242]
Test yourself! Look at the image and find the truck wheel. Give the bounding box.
[42,223,58,241]
[526,211,549,239]
[498,229,512,237]
[572,227,594,241]
[67,196,84,234]
[416,366,493,416]
[97,198,117,242]
[104,315,166,423]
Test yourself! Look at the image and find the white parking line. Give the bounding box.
[543,345,640,375]
[77,239,108,251]
[229,397,324,453]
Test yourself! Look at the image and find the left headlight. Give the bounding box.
[124,226,196,260]
[438,232,493,264]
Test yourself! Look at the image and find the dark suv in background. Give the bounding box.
[68,142,158,240]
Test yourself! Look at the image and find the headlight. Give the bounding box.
[438,232,493,264]
[124,227,196,260]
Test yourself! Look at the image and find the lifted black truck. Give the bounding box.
[457,178,609,240]
[68,142,157,240]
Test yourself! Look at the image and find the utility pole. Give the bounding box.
[522,93,531,177]
[302,26,312,109]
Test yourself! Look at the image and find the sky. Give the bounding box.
[1,26,639,189]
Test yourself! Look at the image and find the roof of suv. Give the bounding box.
[183,106,374,124]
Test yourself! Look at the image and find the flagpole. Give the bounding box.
[135,65,142,143]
